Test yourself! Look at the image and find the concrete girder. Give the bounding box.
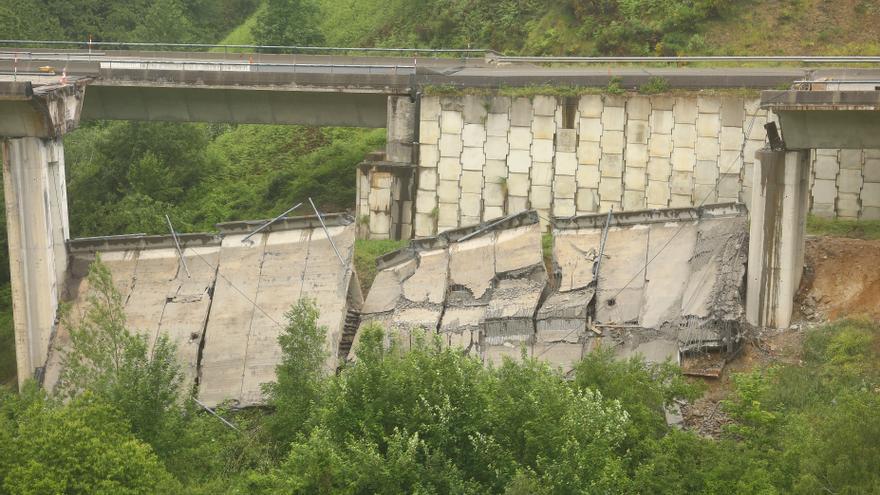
[0,82,85,138]
[762,90,880,149]
[81,85,390,127]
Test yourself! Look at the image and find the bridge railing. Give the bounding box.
[5,40,880,66]
[490,54,880,64]
[0,39,488,57]
[0,52,418,75]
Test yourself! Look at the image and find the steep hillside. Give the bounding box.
[236,0,880,56]
[703,0,880,55]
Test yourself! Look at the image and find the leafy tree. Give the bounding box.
[263,298,328,450]
[574,346,699,468]
[55,257,183,459]
[129,0,196,43]
[0,0,64,40]
[0,387,179,494]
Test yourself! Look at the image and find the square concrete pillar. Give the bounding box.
[386,96,416,163]
[746,149,811,329]
[3,137,70,385]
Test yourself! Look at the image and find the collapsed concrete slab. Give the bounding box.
[359,204,749,376]
[542,204,749,371]
[356,211,548,363]
[44,234,221,393]
[44,214,361,408]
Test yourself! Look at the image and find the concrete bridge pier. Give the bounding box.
[356,95,417,240]
[0,81,83,386]
[2,137,71,384]
[746,149,811,329]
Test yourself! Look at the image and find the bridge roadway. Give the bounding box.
[5,48,874,127]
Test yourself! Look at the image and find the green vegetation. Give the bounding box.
[252,0,323,47]
[64,122,385,237]
[639,76,672,94]
[306,0,729,55]
[0,0,261,43]
[3,261,880,493]
[807,214,880,240]
[354,239,407,292]
[0,288,13,388]
[214,3,265,48]
[541,232,553,263]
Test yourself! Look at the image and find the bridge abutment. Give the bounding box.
[356,95,417,240]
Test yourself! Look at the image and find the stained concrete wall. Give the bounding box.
[360,93,880,238]
[747,150,811,329]
[541,204,749,372]
[355,211,548,365]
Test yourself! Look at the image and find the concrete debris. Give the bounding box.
[43,215,362,408]
[358,205,748,375]
[356,211,547,364]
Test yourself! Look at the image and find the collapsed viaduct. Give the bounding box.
[1,47,880,388]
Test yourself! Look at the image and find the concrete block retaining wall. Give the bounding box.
[359,94,880,239]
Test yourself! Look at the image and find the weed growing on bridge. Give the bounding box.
[639,76,672,94]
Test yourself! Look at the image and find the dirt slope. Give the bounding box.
[797,236,880,322]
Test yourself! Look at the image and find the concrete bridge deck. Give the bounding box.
[3,48,879,127]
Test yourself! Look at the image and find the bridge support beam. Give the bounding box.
[2,137,70,385]
[746,149,811,329]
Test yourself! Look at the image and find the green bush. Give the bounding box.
[0,386,180,494]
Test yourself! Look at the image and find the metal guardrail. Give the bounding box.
[0,53,417,73]
[493,55,880,64]
[5,40,880,65]
[0,39,487,55]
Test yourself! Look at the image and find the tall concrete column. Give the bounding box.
[386,95,416,163]
[2,136,70,385]
[746,149,810,329]
[382,95,417,239]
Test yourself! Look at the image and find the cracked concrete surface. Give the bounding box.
[357,211,548,363]
[360,205,748,374]
[43,215,361,408]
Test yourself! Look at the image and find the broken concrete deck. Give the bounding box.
[44,214,361,407]
[358,205,748,374]
[543,203,749,371]
[357,211,548,364]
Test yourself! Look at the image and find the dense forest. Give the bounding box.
[1,260,879,493]
[2,1,880,493]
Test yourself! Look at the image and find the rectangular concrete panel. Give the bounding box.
[199,233,265,406]
[43,215,360,407]
[356,211,547,365]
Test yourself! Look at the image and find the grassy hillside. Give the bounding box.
[704,0,880,55]
[233,0,880,56]
[212,2,265,50]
